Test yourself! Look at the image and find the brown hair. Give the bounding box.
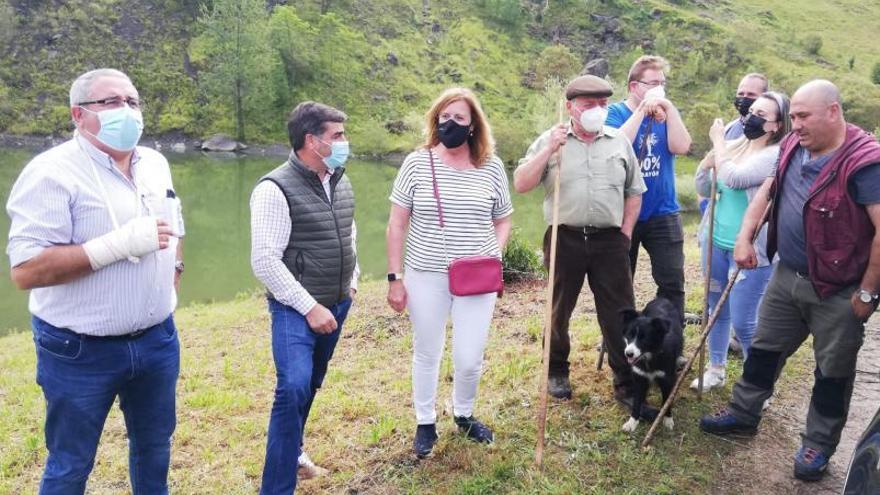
[423,87,495,166]
[627,55,670,83]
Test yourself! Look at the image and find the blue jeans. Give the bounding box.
[260,297,352,495]
[32,316,179,495]
[702,244,773,366]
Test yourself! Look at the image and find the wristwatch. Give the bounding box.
[857,288,878,304]
[174,260,185,274]
[387,272,403,282]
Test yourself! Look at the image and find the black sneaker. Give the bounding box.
[413,424,438,458]
[453,416,494,444]
[548,375,572,400]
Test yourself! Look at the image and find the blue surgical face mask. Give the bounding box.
[80,105,144,152]
[316,139,350,170]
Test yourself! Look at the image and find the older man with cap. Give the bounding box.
[514,75,647,405]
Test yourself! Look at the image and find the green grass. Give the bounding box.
[0,220,817,493]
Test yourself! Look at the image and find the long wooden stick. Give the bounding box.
[535,98,566,467]
[697,169,718,400]
[641,199,773,449]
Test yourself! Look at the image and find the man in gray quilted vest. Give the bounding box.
[250,101,359,495]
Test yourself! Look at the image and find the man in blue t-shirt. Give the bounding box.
[606,55,692,323]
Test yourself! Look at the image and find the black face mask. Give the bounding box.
[438,119,470,149]
[742,114,771,140]
[734,96,756,117]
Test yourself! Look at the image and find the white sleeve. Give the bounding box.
[250,181,317,315]
[350,220,359,292]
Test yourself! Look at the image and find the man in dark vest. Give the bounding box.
[699,80,880,482]
[250,101,358,494]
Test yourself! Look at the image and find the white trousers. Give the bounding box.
[405,269,497,424]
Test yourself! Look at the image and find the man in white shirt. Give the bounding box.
[6,68,184,494]
[250,101,358,494]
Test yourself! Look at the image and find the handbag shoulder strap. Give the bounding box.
[427,149,451,266]
[428,149,445,228]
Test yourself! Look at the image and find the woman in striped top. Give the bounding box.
[386,87,513,458]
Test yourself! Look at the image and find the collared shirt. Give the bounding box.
[250,159,359,316]
[6,134,184,336]
[520,125,645,228]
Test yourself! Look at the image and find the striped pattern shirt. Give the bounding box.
[390,148,513,273]
[250,165,359,316]
[6,135,183,336]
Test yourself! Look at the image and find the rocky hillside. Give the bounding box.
[1,0,878,161]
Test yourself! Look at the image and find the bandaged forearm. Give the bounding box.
[83,217,160,270]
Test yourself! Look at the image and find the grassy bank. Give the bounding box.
[0,242,815,494]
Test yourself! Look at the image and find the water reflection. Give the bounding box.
[0,149,544,335]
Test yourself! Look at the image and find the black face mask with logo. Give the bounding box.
[734,96,756,117]
[438,119,470,149]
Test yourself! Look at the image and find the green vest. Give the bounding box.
[260,155,356,307]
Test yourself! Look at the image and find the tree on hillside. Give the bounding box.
[192,0,275,142]
[268,6,317,110]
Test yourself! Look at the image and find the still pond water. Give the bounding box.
[0,147,545,335]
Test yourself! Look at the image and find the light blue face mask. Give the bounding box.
[317,139,350,170]
[81,105,144,152]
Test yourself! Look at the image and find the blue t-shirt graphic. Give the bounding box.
[606,101,679,221]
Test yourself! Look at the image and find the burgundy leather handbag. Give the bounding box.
[428,151,504,297]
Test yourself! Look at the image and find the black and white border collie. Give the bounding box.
[620,298,684,433]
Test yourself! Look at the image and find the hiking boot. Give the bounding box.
[548,375,572,400]
[413,424,438,459]
[699,408,758,436]
[690,365,726,392]
[453,416,494,444]
[794,446,829,481]
[297,451,329,480]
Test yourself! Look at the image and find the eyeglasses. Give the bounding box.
[637,80,666,87]
[77,96,142,110]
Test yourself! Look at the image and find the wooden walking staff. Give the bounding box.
[641,199,774,449]
[535,97,567,467]
[697,168,719,400]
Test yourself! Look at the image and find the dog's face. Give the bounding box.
[621,309,670,365]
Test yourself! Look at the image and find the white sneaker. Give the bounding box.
[690,366,726,392]
[297,452,329,480]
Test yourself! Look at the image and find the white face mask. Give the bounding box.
[578,105,608,133]
[643,85,666,101]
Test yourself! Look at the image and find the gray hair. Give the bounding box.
[68,68,132,107]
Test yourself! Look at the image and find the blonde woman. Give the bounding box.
[386,88,513,458]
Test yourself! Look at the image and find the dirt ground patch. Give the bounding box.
[711,320,880,494]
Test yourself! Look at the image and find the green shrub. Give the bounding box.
[502,229,542,283]
[803,34,822,56]
[872,62,880,85]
